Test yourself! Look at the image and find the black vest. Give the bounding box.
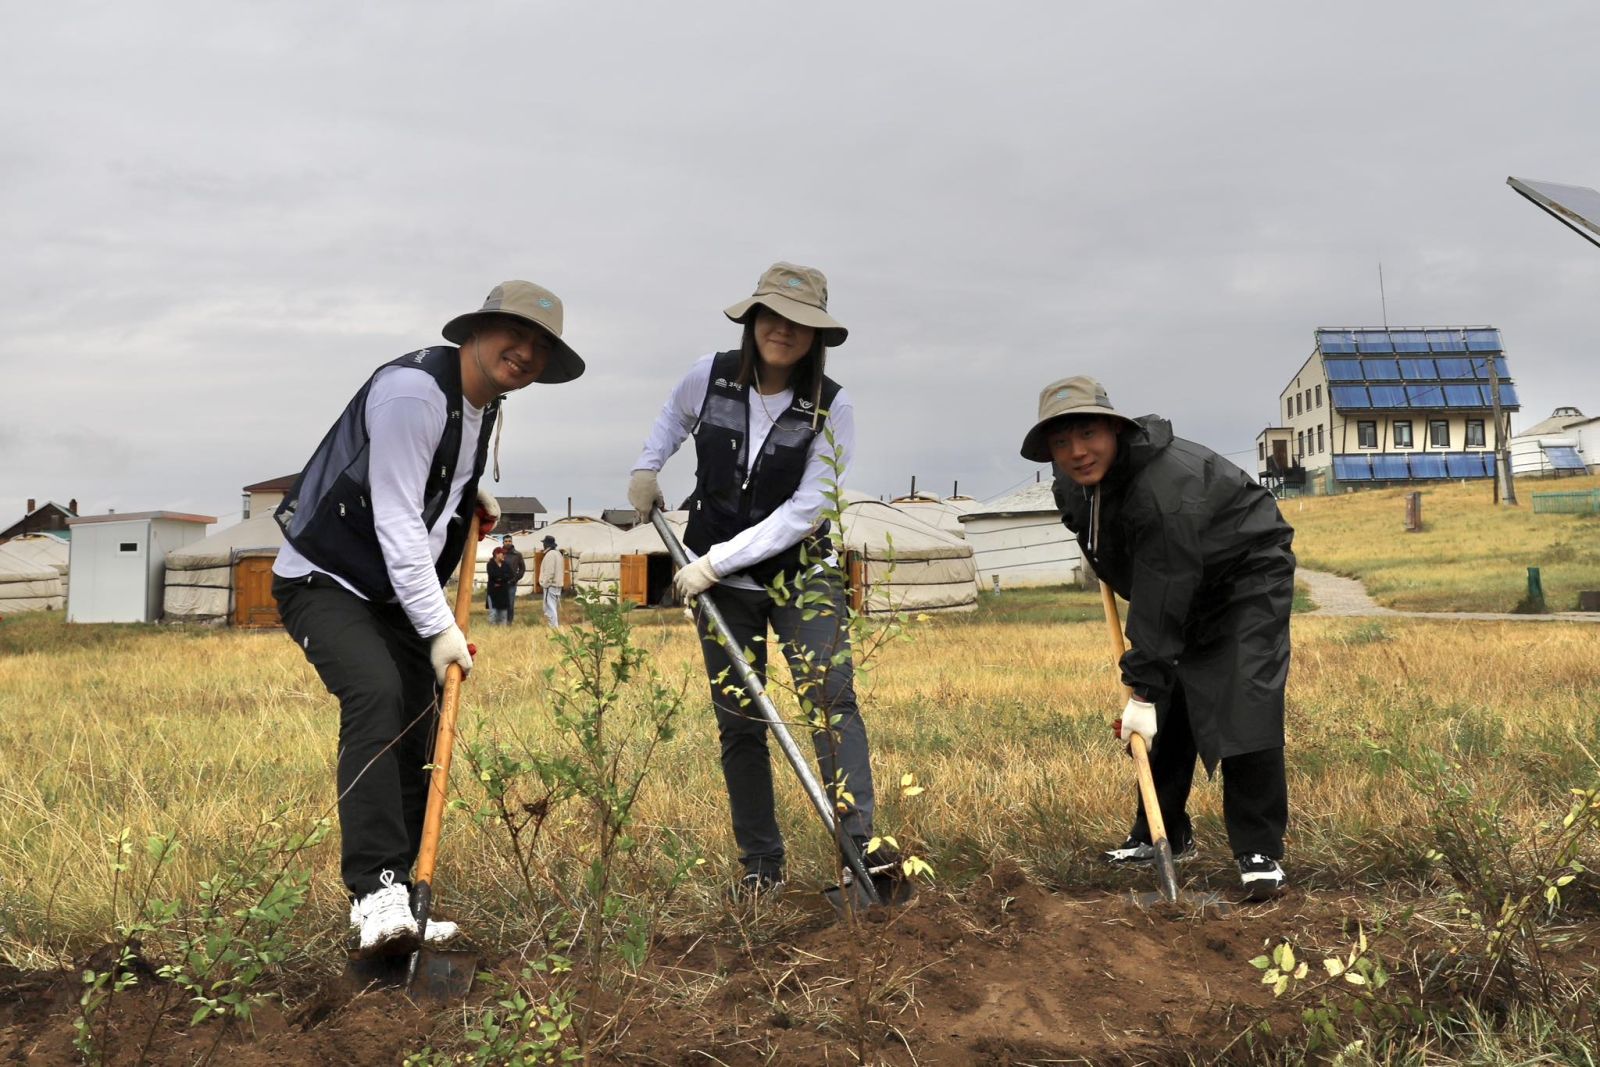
[274,347,500,603]
[683,350,843,585]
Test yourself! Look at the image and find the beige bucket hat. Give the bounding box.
[442,280,586,384]
[1019,376,1138,462]
[724,262,848,347]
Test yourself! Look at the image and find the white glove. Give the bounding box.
[475,487,500,536]
[429,623,474,686]
[628,469,666,518]
[1115,697,1158,748]
[672,555,720,600]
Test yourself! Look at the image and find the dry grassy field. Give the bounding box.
[1287,473,1600,612]
[1,489,1598,1064]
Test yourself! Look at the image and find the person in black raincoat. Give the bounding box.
[1020,375,1294,900]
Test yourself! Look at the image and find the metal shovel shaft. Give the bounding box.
[651,510,881,906]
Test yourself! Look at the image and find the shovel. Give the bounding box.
[650,510,912,916]
[346,517,483,997]
[1098,582,1228,916]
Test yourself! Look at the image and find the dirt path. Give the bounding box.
[1297,568,1600,623]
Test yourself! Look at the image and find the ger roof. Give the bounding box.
[1313,327,1519,414]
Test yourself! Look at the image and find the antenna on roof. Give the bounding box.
[1378,262,1389,329]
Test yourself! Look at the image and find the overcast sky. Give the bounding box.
[4,1,1598,529]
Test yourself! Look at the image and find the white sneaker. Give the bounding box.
[351,883,419,954]
[1237,854,1287,901]
[348,898,459,944]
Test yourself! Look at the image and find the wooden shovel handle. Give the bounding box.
[1098,583,1176,871]
[413,515,480,887]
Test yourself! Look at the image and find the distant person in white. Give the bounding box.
[270,281,585,957]
[627,261,899,902]
[538,534,564,627]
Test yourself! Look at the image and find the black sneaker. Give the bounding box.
[730,868,786,902]
[1237,854,1286,901]
[1102,834,1195,866]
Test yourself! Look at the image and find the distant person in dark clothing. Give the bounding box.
[1019,376,1295,901]
[485,545,514,624]
[500,536,527,622]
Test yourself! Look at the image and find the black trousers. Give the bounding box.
[273,573,439,898]
[1127,682,1288,859]
[696,574,876,875]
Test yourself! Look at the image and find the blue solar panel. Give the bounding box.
[1398,358,1437,379]
[1435,357,1476,378]
[1367,385,1409,407]
[1356,332,1395,353]
[1361,359,1400,380]
[1547,446,1587,471]
[1443,384,1483,407]
[1331,386,1370,408]
[1390,330,1429,353]
[1464,329,1502,351]
[1318,330,1357,354]
[1372,455,1410,478]
[1406,384,1446,406]
[1445,453,1487,477]
[1427,330,1466,352]
[1491,356,1509,379]
[1411,454,1448,478]
[1325,360,1363,381]
[1333,457,1372,480]
[1496,384,1519,407]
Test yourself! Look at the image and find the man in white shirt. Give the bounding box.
[272,280,584,957]
[538,533,564,627]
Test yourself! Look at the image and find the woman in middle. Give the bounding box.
[627,261,892,900]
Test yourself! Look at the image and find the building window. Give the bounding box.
[1286,399,1293,421]
[1358,421,1377,448]
[1306,388,1313,410]
[1393,421,1413,448]
[1315,384,1323,408]
[1296,431,1304,457]
[1294,395,1301,417]
[1466,419,1486,447]
[1258,441,1266,462]
[1317,425,1325,452]
[1430,419,1450,447]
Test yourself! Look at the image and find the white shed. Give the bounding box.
[958,483,1083,589]
[67,511,214,623]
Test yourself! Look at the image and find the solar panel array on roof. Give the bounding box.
[1315,330,1516,412]
[1332,452,1496,482]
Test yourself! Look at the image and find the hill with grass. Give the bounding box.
[1284,473,1600,612]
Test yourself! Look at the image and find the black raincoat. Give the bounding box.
[1054,415,1295,771]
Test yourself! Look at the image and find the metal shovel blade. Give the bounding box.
[822,872,918,918]
[344,945,479,999]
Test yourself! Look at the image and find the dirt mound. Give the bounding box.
[0,863,1536,1064]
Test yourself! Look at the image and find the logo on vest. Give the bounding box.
[798,398,814,410]
[714,378,730,388]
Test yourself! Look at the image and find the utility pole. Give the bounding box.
[1486,354,1517,505]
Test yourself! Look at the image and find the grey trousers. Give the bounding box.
[696,573,876,874]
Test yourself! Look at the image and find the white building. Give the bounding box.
[958,483,1083,589]
[67,511,214,623]
[1510,407,1593,477]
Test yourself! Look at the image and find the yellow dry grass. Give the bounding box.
[1286,472,1600,611]
[2,595,1596,961]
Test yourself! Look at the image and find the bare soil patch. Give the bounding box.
[4,862,1594,1065]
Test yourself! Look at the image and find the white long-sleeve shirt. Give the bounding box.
[274,366,483,637]
[632,353,854,591]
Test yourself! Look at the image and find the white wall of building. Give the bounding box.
[69,515,211,622]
